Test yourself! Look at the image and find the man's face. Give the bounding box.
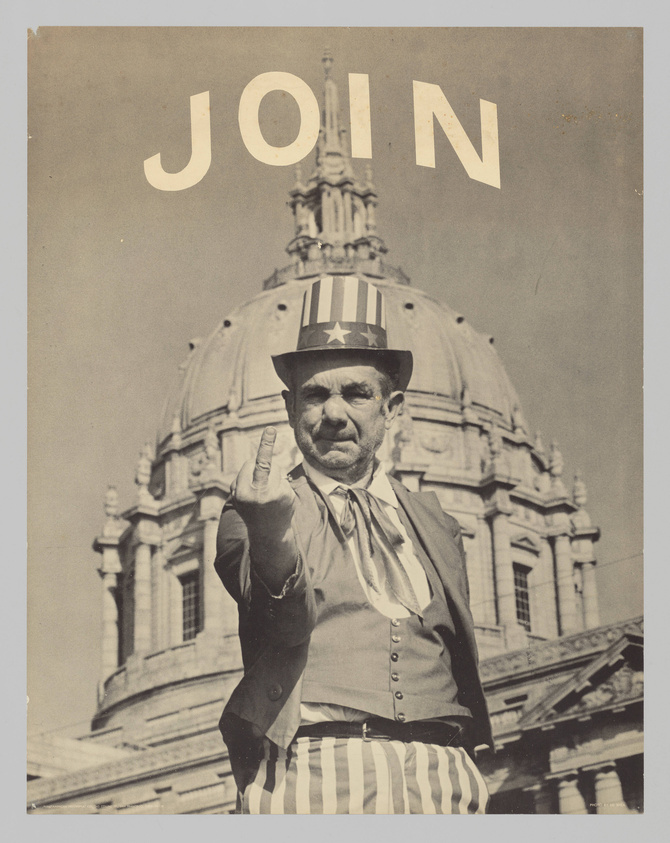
[283,352,404,484]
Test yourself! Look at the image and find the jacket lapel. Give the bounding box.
[389,478,473,633]
[287,465,333,564]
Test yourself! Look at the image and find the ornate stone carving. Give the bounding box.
[549,441,563,475]
[420,429,452,455]
[553,663,643,718]
[104,486,119,519]
[102,486,123,538]
[488,423,503,460]
[201,424,222,479]
[169,414,183,450]
[549,441,567,497]
[573,471,587,508]
[460,381,477,424]
[135,443,155,505]
[391,409,420,466]
[479,617,643,680]
[534,468,550,495]
[571,472,592,529]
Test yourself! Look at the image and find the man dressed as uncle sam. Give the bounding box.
[215,274,493,814]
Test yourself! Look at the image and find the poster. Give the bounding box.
[27,26,643,815]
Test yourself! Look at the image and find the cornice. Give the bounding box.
[27,730,228,806]
[480,616,644,684]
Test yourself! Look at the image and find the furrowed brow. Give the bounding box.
[299,384,330,399]
[341,382,377,395]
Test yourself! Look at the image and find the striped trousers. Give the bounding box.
[240,736,489,814]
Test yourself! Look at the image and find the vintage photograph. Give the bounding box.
[27,27,643,814]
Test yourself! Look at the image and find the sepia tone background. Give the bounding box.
[27,26,642,743]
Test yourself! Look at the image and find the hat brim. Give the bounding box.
[272,347,413,392]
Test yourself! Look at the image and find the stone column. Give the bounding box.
[536,538,558,638]
[366,198,377,232]
[101,572,119,679]
[343,189,353,235]
[492,510,527,650]
[555,533,578,635]
[593,763,628,814]
[93,487,124,681]
[491,512,517,628]
[321,185,331,234]
[152,546,168,651]
[200,491,237,638]
[556,773,587,814]
[462,421,480,473]
[581,561,600,629]
[202,515,225,637]
[524,782,552,814]
[477,515,497,626]
[134,541,153,654]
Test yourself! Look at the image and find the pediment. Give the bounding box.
[519,632,643,730]
[510,533,541,555]
[166,534,202,559]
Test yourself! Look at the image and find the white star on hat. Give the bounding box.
[324,322,351,344]
[360,328,379,347]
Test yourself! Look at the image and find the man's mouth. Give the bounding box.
[317,432,354,443]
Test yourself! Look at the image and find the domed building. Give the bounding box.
[28,55,642,815]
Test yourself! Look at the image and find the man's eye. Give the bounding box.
[302,390,328,402]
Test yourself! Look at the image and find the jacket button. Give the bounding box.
[396,713,406,722]
[391,672,399,682]
[391,619,400,627]
[390,652,399,662]
[391,634,400,643]
[267,684,283,701]
[395,691,403,700]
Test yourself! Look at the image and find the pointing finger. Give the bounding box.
[252,427,277,486]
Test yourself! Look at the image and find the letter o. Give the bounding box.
[238,72,320,166]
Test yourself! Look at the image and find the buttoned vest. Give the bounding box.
[301,498,473,723]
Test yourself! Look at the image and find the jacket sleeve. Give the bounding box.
[214,499,317,648]
[443,511,470,604]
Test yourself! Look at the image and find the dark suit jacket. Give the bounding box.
[214,466,493,790]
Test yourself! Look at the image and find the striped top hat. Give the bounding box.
[272,275,413,390]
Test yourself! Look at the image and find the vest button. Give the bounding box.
[391,635,400,643]
[395,691,403,700]
[267,684,283,701]
[390,652,399,662]
[391,672,400,682]
[396,713,406,722]
[391,619,401,627]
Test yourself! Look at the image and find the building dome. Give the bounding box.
[158,275,523,448]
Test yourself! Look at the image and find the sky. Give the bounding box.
[27,27,643,740]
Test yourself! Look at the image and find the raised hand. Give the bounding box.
[231,427,296,547]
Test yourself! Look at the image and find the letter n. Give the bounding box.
[413,81,500,189]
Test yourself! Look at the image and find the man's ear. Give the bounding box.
[282,390,295,429]
[383,391,405,429]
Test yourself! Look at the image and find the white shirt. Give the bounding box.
[300,460,431,724]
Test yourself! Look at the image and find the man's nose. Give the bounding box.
[322,394,348,423]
